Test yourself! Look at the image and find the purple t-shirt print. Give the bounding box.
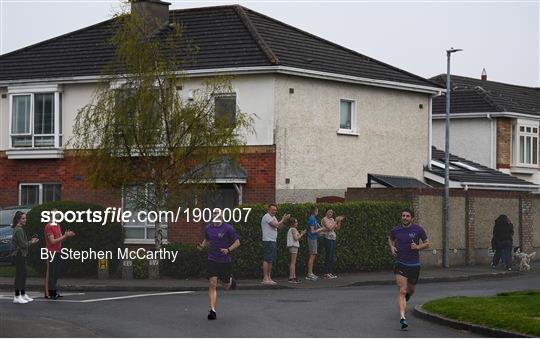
[205,223,239,263]
[389,223,428,266]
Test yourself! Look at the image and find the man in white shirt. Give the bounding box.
[261,204,290,284]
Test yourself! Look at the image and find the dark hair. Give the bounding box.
[288,217,298,226]
[401,208,414,218]
[495,214,509,227]
[268,203,277,209]
[309,206,318,214]
[12,211,25,228]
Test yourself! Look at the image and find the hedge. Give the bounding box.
[162,200,409,279]
[24,201,124,278]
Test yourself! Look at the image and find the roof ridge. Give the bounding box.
[434,74,539,90]
[233,5,278,65]
[242,6,441,88]
[0,18,115,59]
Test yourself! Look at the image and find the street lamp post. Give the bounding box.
[443,47,462,269]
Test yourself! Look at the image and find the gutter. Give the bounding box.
[0,66,444,95]
[432,112,540,120]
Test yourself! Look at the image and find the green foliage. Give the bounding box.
[132,256,149,279]
[160,243,206,278]
[423,290,540,336]
[24,201,124,278]
[164,201,408,279]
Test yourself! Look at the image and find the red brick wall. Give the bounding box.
[0,146,276,245]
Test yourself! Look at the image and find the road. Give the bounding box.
[0,274,538,337]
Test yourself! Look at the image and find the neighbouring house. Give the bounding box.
[430,72,540,191]
[0,1,444,245]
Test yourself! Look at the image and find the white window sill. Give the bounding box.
[124,239,169,245]
[510,165,539,174]
[337,129,359,136]
[6,148,64,159]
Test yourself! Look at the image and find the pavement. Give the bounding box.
[0,261,538,292]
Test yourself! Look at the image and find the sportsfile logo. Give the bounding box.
[40,207,252,226]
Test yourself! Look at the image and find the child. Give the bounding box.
[286,217,306,283]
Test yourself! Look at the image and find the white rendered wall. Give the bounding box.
[274,75,430,202]
[432,118,494,168]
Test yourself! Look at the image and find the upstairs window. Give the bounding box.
[9,87,62,148]
[513,121,539,166]
[338,99,357,134]
[214,93,236,125]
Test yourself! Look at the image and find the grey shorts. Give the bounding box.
[288,246,299,254]
[308,239,318,255]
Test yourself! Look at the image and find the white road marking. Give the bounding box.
[1,291,194,303]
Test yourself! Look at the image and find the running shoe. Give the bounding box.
[208,309,217,320]
[229,277,237,290]
[400,318,408,330]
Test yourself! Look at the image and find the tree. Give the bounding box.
[70,2,254,250]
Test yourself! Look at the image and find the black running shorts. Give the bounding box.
[393,262,420,285]
[206,260,232,283]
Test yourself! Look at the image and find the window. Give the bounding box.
[214,94,236,124]
[123,184,168,243]
[9,88,62,148]
[513,121,539,166]
[339,99,356,134]
[19,183,61,206]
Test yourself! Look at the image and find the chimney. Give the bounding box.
[481,68,487,81]
[131,0,171,32]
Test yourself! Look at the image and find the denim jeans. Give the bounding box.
[324,239,335,274]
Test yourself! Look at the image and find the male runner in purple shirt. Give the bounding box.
[388,208,430,330]
[198,209,240,320]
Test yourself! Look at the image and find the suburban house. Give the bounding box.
[0,1,444,244]
[430,72,540,191]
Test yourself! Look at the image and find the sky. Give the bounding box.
[0,0,538,87]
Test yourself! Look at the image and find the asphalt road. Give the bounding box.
[0,274,538,337]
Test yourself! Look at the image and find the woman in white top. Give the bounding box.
[321,209,345,279]
[286,217,306,283]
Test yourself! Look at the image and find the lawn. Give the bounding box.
[423,290,540,336]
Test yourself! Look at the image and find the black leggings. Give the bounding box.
[13,253,27,295]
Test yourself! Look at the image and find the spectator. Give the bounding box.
[306,207,325,281]
[261,204,290,284]
[286,217,306,283]
[491,214,514,271]
[10,211,39,304]
[321,209,345,279]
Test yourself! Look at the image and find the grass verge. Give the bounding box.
[423,290,540,336]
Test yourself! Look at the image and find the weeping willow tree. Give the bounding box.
[70,2,254,250]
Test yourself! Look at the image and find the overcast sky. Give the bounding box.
[0,0,538,87]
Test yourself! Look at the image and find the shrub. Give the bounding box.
[24,201,123,278]
[132,256,149,279]
[160,243,206,278]
[164,201,409,279]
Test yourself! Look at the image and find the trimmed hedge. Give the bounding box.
[162,201,408,279]
[25,201,124,278]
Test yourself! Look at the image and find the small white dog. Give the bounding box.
[513,247,536,271]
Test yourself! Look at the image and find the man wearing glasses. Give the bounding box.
[198,209,240,320]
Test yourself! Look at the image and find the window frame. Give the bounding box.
[8,86,62,149]
[18,183,61,206]
[337,98,358,135]
[213,92,237,125]
[512,120,539,167]
[122,184,168,244]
